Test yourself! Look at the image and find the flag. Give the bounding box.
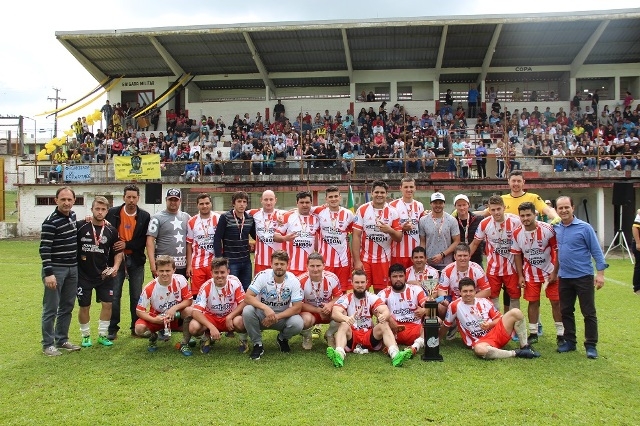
[347,185,355,212]
[364,187,370,203]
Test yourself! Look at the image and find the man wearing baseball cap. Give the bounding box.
[146,188,191,278]
[453,194,483,266]
[418,192,460,271]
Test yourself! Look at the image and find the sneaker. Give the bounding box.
[107,332,118,341]
[43,345,62,357]
[528,333,539,344]
[392,348,413,367]
[324,333,336,348]
[157,330,170,342]
[200,336,212,354]
[585,345,598,359]
[179,343,193,356]
[446,326,457,340]
[57,342,81,352]
[276,335,291,353]
[250,344,264,360]
[188,337,197,348]
[326,347,344,367]
[538,322,543,336]
[97,335,113,347]
[238,339,249,353]
[302,333,313,350]
[81,336,93,348]
[557,341,577,353]
[515,348,541,359]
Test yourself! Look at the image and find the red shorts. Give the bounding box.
[254,263,270,276]
[488,274,521,299]
[346,328,383,352]
[524,280,559,302]
[191,267,212,297]
[474,319,511,350]
[395,322,422,346]
[197,312,231,332]
[325,265,352,291]
[390,257,413,270]
[135,317,179,333]
[306,312,332,325]
[363,261,390,292]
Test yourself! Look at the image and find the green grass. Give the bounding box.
[3,190,17,222]
[1,240,639,425]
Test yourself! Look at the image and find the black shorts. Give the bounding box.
[77,277,114,307]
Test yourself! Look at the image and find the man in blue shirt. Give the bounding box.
[468,85,479,118]
[552,196,607,359]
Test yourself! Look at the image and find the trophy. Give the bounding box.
[421,300,443,362]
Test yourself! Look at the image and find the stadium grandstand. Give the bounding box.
[8,8,640,243]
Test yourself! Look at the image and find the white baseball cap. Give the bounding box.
[454,194,470,205]
[430,192,445,202]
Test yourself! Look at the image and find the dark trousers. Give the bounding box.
[633,242,640,292]
[476,159,486,178]
[109,260,145,334]
[229,258,253,291]
[559,275,598,347]
[41,266,78,349]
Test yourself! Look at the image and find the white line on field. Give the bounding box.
[605,277,630,287]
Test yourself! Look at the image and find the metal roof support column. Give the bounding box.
[341,29,353,83]
[434,25,448,80]
[570,20,609,77]
[243,32,277,98]
[148,36,185,76]
[477,24,502,87]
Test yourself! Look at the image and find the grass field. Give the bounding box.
[1,240,639,425]
[3,190,17,222]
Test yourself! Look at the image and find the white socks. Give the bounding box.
[80,323,90,337]
[484,347,515,359]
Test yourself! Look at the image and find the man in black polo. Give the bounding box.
[106,184,151,340]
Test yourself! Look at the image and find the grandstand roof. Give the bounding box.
[56,9,640,89]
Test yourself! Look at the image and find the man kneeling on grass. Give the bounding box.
[442,277,540,360]
[135,255,194,355]
[326,269,413,367]
[190,257,247,355]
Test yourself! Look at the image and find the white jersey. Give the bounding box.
[248,269,303,313]
[193,275,245,317]
[297,271,343,307]
[377,284,428,324]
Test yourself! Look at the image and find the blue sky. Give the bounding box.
[0,1,637,136]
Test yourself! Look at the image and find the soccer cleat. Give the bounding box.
[302,333,313,350]
[57,341,81,352]
[557,341,577,353]
[179,343,193,356]
[238,340,249,353]
[392,348,413,367]
[43,346,62,357]
[538,322,544,336]
[81,336,93,348]
[515,348,541,359]
[528,334,539,344]
[585,346,598,359]
[200,336,212,354]
[107,332,118,341]
[188,337,197,348]
[446,326,457,341]
[148,333,158,352]
[250,344,265,360]
[326,347,344,367]
[276,335,291,353]
[97,336,113,346]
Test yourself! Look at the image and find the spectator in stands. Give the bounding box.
[468,85,479,118]
[495,141,505,178]
[446,153,457,178]
[273,100,286,122]
[584,147,598,171]
[96,142,107,163]
[512,87,524,102]
[367,91,376,102]
[423,147,437,172]
[509,125,519,145]
[443,89,454,116]
[522,135,537,157]
[250,148,264,175]
[182,158,200,182]
[508,145,521,170]
[623,91,634,109]
[620,143,637,170]
[203,153,214,176]
[48,162,63,183]
[342,146,355,174]
[475,141,488,178]
[69,149,82,164]
[553,143,568,172]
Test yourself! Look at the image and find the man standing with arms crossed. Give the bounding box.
[390,177,424,269]
[553,196,607,359]
[352,180,403,292]
[419,192,460,271]
[249,190,283,276]
[146,188,191,278]
[511,202,563,345]
[186,193,220,298]
[312,186,354,290]
[40,186,82,356]
[76,196,123,348]
[106,184,151,341]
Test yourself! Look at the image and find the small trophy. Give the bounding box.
[421,300,443,362]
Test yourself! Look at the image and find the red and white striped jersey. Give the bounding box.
[249,208,284,267]
[405,265,440,296]
[279,211,320,271]
[444,297,502,347]
[312,206,354,267]
[136,274,190,316]
[377,284,428,325]
[353,202,401,263]
[334,292,384,330]
[389,198,424,258]
[186,213,220,269]
[474,214,521,276]
[298,270,343,307]
[511,222,557,283]
[437,261,490,299]
[193,274,245,317]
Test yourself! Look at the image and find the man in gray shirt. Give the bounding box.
[146,188,191,278]
[419,192,460,271]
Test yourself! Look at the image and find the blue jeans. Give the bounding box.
[41,266,78,349]
[109,260,145,334]
[229,258,253,291]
